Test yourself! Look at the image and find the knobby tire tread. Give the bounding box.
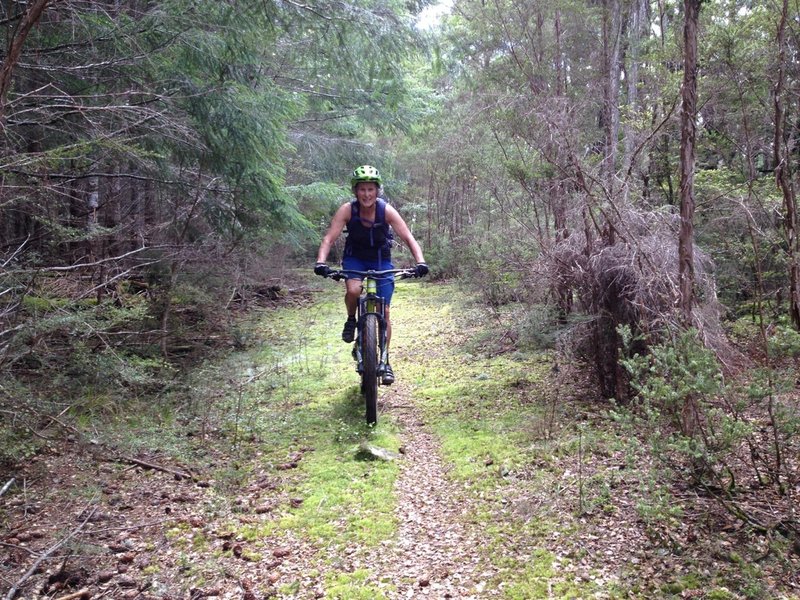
[362,314,379,425]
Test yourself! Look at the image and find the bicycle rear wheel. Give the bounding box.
[361,313,379,425]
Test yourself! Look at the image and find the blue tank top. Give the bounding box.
[344,199,393,261]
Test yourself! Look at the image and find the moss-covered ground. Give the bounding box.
[2,275,797,599]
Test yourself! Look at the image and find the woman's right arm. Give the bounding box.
[316,203,350,263]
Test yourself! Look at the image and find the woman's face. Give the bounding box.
[355,182,379,208]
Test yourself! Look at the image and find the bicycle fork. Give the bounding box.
[354,298,389,380]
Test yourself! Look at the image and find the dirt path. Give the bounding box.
[370,386,500,599]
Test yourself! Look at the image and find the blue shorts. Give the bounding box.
[342,256,395,305]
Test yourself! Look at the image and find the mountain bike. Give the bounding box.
[325,267,418,425]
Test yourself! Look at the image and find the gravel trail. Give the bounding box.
[367,388,500,599]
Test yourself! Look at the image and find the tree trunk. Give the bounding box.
[678,0,701,440]
[554,9,565,96]
[0,0,51,121]
[601,0,622,192]
[678,0,700,327]
[622,0,647,182]
[773,0,800,329]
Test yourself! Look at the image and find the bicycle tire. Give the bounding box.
[361,313,379,425]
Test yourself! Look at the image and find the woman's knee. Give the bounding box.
[345,279,361,297]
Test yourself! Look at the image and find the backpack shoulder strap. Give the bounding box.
[376,200,393,245]
[348,199,360,223]
[375,199,386,224]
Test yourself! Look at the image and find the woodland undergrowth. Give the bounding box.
[0,273,798,599]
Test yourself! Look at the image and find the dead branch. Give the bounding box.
[54,588,90,600]
[84,517,178,535]
[119,455,194,481]
[0,478,15,498]
[0,541,39,556]
[1,235,31,268]
[4,504,97,600]
[20,407,197,483]
[4,245,155,275]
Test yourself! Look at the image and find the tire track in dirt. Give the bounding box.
[368,385,501,599]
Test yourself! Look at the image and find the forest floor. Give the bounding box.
[1,277,799,599]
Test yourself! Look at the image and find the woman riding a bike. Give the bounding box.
[314,165,428,385]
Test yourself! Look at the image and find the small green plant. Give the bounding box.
[324,569,389,599]
[635,482,683,525]
[621,327,722,427]
[516,304,561,351]
[767,323,800,358]
[619,327,754,486]
[0,424,42,468]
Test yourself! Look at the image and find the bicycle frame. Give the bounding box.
[327,267,416,424]
[353,273,389,377]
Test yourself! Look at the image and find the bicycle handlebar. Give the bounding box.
[325,267,419,282]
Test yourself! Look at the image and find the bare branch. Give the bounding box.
[4,502,98,600]
[1,235,31,268]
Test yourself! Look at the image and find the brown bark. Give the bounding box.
[554,9,564,96]
[773,0,800,329]
[678,0,701,327]
[0,0,52,122]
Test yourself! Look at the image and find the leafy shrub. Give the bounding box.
[767,324,800,358]
[516,304,562,351]
[619,328,753,485]
[421,235,467,280]
[0,422,42,469]
[621,328,722,424]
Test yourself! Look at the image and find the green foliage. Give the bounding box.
[766,324,800,358]
[324,569,389,600]
[635,480,684,529]
[287,182,349,247]
[619,328,754,485]
[0,424,42,469]
[515,304,565,351]
[621,327,722,424]
[417,235,467,280]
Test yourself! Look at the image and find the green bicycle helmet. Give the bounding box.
[350,165,382,191]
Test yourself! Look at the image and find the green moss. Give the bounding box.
[500,549,596,598]
[276,438,399,547]
[240,548,262,562]
[191,533,209,551]
[166,522,191,538]
[324,569,390,599]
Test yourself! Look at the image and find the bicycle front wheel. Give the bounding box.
[361,313,379,425]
